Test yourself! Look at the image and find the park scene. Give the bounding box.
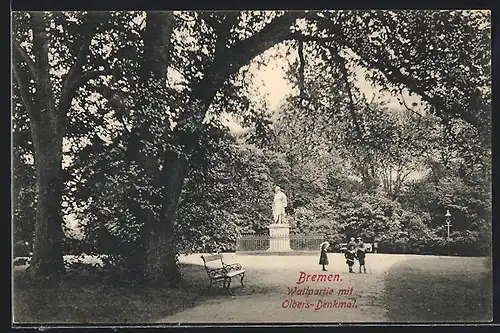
[12,10,492,325]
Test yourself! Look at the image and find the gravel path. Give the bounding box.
[159,253,424,323]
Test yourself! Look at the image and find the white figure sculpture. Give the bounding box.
[272,186,288,224]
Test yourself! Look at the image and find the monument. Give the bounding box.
[267,186,292,252]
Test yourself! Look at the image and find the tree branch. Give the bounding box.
[325,45,364,141]
[56,69,112,127]
[177,12,332,151]
[57,20,98,129]
[297,40,306,98]
[57,13,112,136]
[63,12,112,95]
[12,39,39,82]
[189,12,323,120]
[289,32,337,44]
[11,40,34,115]
[66,32,94,87]
[399,88,423,117]
[289,28,489,143]
[222,12,319,79]
[68,70,111,93]
[346,43,489,140]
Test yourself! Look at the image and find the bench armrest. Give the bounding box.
[207,267,228,278]
[223,262,242,271]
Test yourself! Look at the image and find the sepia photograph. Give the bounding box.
[11,9,492,325]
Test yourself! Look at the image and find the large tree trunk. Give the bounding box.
[14,12,103,282]
[26,12,65,281]
[136,11,182,286]
[28,136,65,280]
[145,151,187,285]
[149,83,221,285]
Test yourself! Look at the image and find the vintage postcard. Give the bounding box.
[12,9,492,326]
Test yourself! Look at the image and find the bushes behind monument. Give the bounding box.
[375,229,488,256]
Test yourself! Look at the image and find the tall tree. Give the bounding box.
[12,12,111,280]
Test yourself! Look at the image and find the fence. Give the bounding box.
[237,234,324,251]
[237,235,270,251]
[290,235,324,250]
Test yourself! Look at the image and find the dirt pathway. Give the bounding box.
[158,253,418,323]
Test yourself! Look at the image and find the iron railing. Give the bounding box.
[290,234,324,250]
[237,234,324,251]
[237,235,270,251]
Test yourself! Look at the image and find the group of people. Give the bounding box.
[318,237,367,274]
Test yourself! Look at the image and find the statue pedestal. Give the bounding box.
[267,224,292,252]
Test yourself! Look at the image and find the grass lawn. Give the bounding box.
[13,263,220,324]
[383,256,492,323]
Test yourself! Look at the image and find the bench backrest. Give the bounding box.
[201,254,225,271]
[201,254,223,262]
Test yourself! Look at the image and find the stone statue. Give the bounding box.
[272,186,288,224]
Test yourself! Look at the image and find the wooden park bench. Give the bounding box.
[201,254,245,295]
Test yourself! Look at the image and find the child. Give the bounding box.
[356,237,367,274]
[319,241,330,271]
[348,237,357,249]
[345,244,356,273]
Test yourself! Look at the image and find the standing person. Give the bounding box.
[356,237,364,250]
[356,237,367,274]
[319,241,330,271]
[348,237,357,249]
[345,244,356,273]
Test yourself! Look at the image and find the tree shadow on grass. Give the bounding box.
[13,262,280,324]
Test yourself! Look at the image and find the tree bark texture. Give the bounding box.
[26,12,65,281]
[137,11,182,286]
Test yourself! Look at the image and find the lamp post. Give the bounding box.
[445,209,452,241]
